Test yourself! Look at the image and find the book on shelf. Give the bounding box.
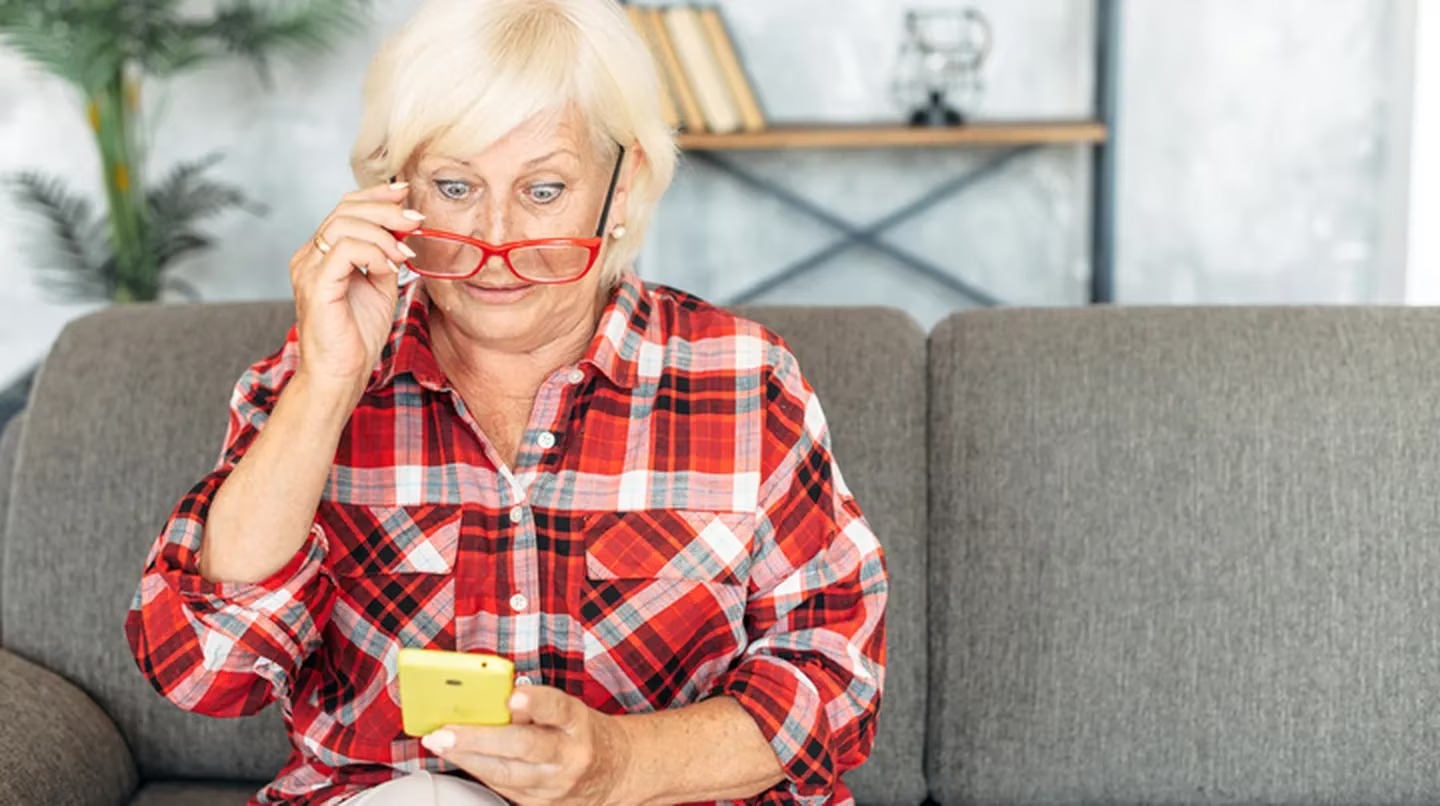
[618,3,767,136]
[663,6,741,135]
[642,7,707,133]
[625,5,681,130]
[695,6,765,133]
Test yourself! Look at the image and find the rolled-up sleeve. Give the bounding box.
[707,344,888,804]
[125,326,336,717]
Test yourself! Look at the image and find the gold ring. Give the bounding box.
[313,232,333,255]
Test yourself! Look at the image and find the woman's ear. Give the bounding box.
[610,144,647,226]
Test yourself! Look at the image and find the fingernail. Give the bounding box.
[402,209,426,221]
[389,181,409,191]
[399,243,417,259]
[387,259,400,273]
[422,730,455,754]
[509,692,528,711]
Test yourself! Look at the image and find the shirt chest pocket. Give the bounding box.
[323,502,462,577]
[579,509,755,712]
[582,509,755,586]
[312,503,462,736]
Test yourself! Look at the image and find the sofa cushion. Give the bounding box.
[739,306,929,806]
[928,307,1440,805]
[0,648,137,806]
[129,782,256,806]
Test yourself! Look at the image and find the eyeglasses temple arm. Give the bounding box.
[593,145,627,238]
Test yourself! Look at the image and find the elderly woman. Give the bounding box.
[125,0,886,804]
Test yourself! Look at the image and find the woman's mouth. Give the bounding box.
[462,283,536,303]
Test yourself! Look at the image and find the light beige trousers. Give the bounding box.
[343,771,510,805]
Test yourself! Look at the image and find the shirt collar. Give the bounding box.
[367,280,445,393]
[581,270,652,390]
[368,270,654,394]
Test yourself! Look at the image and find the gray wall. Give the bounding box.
[0,0,1417,361]
[1117,0,1414,305]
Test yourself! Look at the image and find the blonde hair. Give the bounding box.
[351,0,678,283]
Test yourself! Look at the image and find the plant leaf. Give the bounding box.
[147,152,263,222]
[146,154,264,282]
[0,5,128,93]
[3,0,371,84]
[6,171,115,302]
[190,0,372,83]
[161,273,203,302]
[153,231,212,268]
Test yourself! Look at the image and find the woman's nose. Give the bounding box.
[469,203,513,244]
[480,254,509,275]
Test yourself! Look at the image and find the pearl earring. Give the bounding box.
[610,225,628,240]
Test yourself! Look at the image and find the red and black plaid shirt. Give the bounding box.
[126,272,887,805]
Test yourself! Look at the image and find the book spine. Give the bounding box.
[664,6,741,135]
[697,6,765,133]
[646,7,708,133]
[627,5,681,131]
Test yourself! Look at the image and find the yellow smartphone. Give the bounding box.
[397,648,515,737]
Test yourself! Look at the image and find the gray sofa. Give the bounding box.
[2,301,1438,806]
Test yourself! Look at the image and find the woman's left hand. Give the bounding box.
[421,686,634,806]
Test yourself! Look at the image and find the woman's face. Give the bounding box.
[405,108,633,354]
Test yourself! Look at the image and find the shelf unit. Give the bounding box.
[649,0,1123,306]
[676,121,1108,151]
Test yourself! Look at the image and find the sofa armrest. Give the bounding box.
[0,648,137,805]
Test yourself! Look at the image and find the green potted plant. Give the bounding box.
[0,0,370,303]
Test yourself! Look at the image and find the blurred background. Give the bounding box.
[0,0,1434,416]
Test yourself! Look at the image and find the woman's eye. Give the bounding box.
[434,180,472,201]
[528,183,565,204]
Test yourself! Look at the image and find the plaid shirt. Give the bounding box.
[126,272,887,805]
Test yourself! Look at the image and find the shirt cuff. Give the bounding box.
[707,654,836,804]
[169,522,329,613]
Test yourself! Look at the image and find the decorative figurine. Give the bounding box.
[892,8,993,127]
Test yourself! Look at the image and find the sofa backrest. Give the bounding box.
[927,307,1440,805]
[0,300,929,803]
[2,302,297,782]
[736,305,930,806]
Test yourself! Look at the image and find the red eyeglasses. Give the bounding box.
[392,145,626,285]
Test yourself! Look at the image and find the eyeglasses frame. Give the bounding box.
[391,143,628,285]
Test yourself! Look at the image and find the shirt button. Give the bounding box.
[536,431,557,449]
[515,675,533,686]
[566,368,585,385]
[509,593,529,612]
[509,505,524,523]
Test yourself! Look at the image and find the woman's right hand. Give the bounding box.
[289,181,425,397]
